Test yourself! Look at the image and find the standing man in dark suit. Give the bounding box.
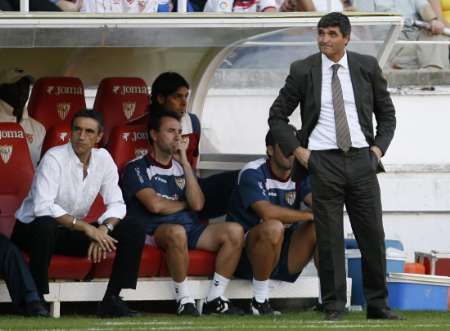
[268,12,400,321]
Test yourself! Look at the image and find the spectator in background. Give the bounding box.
[81,0,174,12]
[280,0,313,11]
[440,0,450,24]
[203,0,276,12]
[353,0,449,70]
[51,0,82,11]
[313,0,355,11]
[0,68,45,168]
[280,0,352,13]
[0,0,61,10]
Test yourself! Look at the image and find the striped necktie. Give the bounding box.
[331,63,352,152]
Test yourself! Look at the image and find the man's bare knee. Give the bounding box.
[222,222,245,248]
[256,220,284,246]
[157,225,187,250]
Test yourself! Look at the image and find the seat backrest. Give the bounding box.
[107,125,151,173]
[41,123,72,157]
[93,77,149,146]
[0,123,34,237]
[27,77,86,130]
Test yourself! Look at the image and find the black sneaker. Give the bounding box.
[250,298,281,316]
[97,296,142,318]
[176,300,200,316]
[202,296,244,315]
[25,300,50,318]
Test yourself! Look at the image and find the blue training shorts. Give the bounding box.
[146,222,207,249]
[234,223,304,283]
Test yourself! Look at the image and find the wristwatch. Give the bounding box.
[104,222,115,233]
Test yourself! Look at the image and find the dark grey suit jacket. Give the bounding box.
[268,51,396,179]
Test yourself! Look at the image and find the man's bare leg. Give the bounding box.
[196,222,245,315]
[286,221,316,275]
[154,223,198,315]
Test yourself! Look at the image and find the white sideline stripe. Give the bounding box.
[98,321,450,329]
[72,324,450,331]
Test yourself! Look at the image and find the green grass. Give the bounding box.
[0,312,450,331]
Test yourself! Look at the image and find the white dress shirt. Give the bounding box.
[16,142,126,224]
[308,52,368,150]
[0,99,46,168]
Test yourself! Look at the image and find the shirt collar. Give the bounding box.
[67,142,96,168]
[322,51,349,71]
[147,152,173,169]
[266,159,290,183]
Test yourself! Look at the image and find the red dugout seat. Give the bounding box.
[40,123,71,157]
[28,77,86,130]
[94,77,149,146]
[48,255,92,280]
[90,245,162,278]
[107,125,151,173]
[159,249,216,277]
[23,254,92,280]
[0,124,34,237]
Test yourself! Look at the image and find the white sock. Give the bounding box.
[206,272,230,302]
[173,279,194,303]
[252,278,269,304]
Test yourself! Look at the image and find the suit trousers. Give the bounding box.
[11,216,146,297]
[309,147,388,312]
[0,234,40,308]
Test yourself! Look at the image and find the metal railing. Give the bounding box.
[19,0,29,12]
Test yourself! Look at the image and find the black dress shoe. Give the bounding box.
[367,307,405,320]
[97,296,142,318]
[25,300,50,317]
[324,310,346,321]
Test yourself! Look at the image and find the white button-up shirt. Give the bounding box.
[16,142,126,224]
[308,52,368,150]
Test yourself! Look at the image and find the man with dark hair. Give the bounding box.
[0,68,45,168]
[269,12,400,320]
[150,72,238,219]
[227,128,315,315]
[121,109,245,316]
[12,109,144,317]
[150,72,201,168]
